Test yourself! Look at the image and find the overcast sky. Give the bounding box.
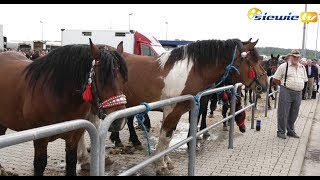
[1,4,320,50]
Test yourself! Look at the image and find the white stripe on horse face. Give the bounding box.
[161,58,193,98]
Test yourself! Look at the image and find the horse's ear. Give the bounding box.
[248,38,252,42]
[244,39,258,50]
[271,54,274,58]
[277,54,280,59]
[89,38,100,60]
[117,41,124,54]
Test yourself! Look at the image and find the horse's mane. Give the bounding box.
[166,39,260,69]
[23,44,128,97]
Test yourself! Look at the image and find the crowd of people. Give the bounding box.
[1,48,48,60]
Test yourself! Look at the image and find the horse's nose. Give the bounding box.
[108,117,127,132]
[255,85,263,93]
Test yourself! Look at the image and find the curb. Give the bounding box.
[288,97,319,176]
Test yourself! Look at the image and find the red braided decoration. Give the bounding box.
[82,84,93,101]
[249,66,256,79]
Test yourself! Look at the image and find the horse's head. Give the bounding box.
[88,39,128,132]
[233,39,268,94]
[268,54,280,75]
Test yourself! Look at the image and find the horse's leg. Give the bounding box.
[153,106,183,175]
[200,97,210,138]
[249,90,253,104]
[0,125,6,135]
[65,132,83,176]
[77,134,90,170]
[77,113,102,170]
[127,116,143,150]
[0,125,7,175]
[222,105,228,131]
[244,90,248,106]
[33,139,49,176]
[209,94,217,118]
[143,114,151,132]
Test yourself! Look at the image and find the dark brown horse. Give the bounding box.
[89,38,268,175]
[0,40,128,176]
[245,54,279,108]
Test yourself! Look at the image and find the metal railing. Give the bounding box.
[98,95,198,176]
[0,120,99,176]
[97,83,257,176]
[264,85,280,117]
[0,84,259,176]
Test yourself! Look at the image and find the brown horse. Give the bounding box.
[88,38,268,175]
[0,40,128,176]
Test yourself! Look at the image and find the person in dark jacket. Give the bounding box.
[304,59,318,99]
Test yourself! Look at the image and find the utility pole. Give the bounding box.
[302,4,307,58]
[128,13,133,31]
[165,21,168,40]
[40,21,43,42]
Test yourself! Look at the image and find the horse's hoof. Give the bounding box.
[239,127,246,133]
[196,135,202,140]
[80,163,90,171]
[166,162,175,170]
[203,132,210,138]
[105,157,114,166]
[223,126,228,131]
[156,167,171,176]
[134,144,143,150]
[115,142,124,148]
[0,168,8,176]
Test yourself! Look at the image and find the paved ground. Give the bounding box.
[0,94,319,176]
[300,96,320,176]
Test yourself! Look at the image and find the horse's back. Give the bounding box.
[0,51,30,61]
[0,52,31,130]
[0,52,31,80]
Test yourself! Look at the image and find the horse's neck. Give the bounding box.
[203,64,227,88]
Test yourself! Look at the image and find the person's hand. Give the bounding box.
[272,78,281,86]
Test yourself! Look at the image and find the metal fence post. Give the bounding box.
[229,83,240,149]
[274,87,278,109]
[188,98,198,176]
[251,91,256,129]
[265,82,269,117]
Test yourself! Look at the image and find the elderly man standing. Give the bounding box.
[304,59,318,99]
[273,50,308,139]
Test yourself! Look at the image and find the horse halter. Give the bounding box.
[238,52,267,92]
[83,59,127,119]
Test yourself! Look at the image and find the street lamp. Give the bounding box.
[40,21,43,42]
[315,18,319,59]
[129,13,133,31]
[165,21,168,40]
[61,28,65,46]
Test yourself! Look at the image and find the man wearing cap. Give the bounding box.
[272,49,308,139]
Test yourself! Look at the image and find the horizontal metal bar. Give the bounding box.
[118,136,194,176]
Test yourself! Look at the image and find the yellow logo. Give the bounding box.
[300,12,318,23]
[247,8,262,19]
